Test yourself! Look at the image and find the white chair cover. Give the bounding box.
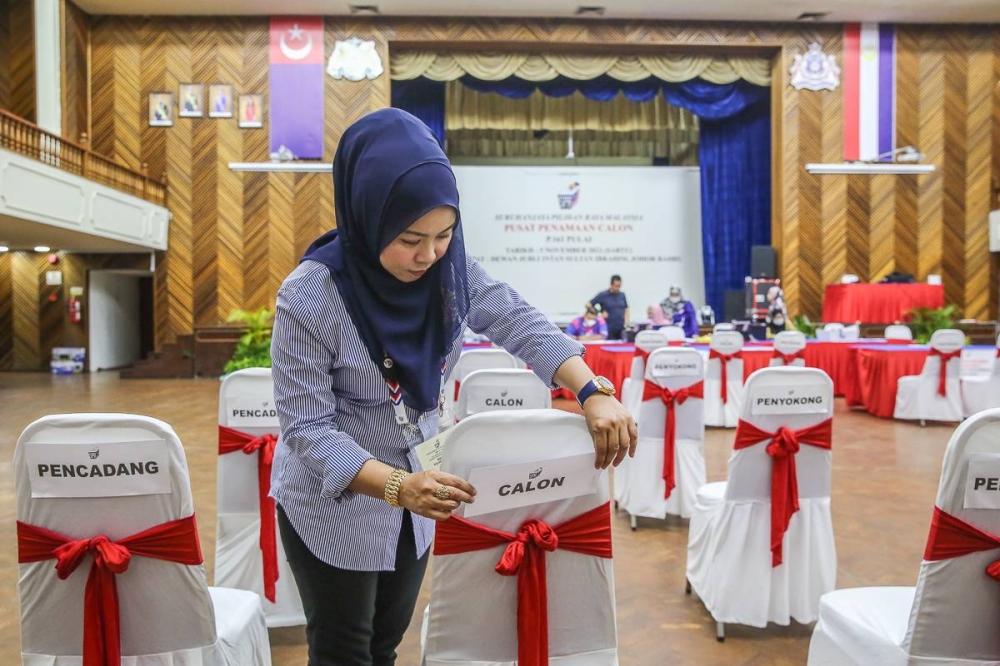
[770,331,807,367]
[962,336,1000,417]
[816,323,844,342]
[894,329,965,423]
[455,368,551,420]
[618,348,706,520]
[824,323,845,333]
[620,330,668,421]
[842,324,860,342]
[686,367,836,628]
[808,408,1000,665]
[423,410,618,666]
[884,324,913,342]
[713,323,736,332]
[662,326,686,344]
[14,413,271,666]
[216,368,305,627]
[443,348,521,426]
[703,331,746,428]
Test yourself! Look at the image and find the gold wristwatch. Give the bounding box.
[384,468,409,507]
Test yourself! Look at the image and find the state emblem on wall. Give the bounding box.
[326,38,384,81]
[790,42,841,91]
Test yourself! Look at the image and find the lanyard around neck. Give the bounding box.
[384,358,448,431]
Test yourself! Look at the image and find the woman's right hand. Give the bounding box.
[398,470,477,521]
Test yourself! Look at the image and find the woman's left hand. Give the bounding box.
[583,394,638,469]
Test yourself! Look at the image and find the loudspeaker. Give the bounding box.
[723,289,745,322]
[751,245,777,278]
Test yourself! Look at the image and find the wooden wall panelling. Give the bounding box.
[215,17,245,323]
[9,0,36,122]
[241,18,269,313]
[0,253,12,370]
[893,27,920,280]
[0,0,10,111]
[294,173,325,259]
[267,172,296,305]
[12,253,42,369]
[940,27,969,313]
[916,28,945,286]
[191,18,220,327]
[963,28,992,320]
[992,31,1000,321]
[61,0,89,143]
[794,27,824,320]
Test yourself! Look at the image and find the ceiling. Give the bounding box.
[74,0,1000,23]
[0,215,155,253]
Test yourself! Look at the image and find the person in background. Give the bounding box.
[662,285,698,337]
[588,275,630,340]
[766,285,788,336]
[566,305,609,340]
[647,303,669,329]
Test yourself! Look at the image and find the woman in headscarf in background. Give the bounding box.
[766,285,788,336]
[269,109,636,665]
[662,285,699,337]
[647,302,669,329]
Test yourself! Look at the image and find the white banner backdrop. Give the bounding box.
[453,166,704,325]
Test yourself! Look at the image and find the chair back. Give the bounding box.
[637,348,705,443]
[218,368,277,513]
[424,410,617,664]
[630,330,668,380]
[456,369,551,420]
[770,331,807,367]
[724,368,834,503]
[14,414,218,658]
[884,324,913,342]
[713,323,735,332]
[903,409,1000,661]
[710,331,744,356]
[662,326,686,345]
[916,329,965,381]
[842,324,860,341]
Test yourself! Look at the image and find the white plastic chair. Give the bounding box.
[443,348,521,425]
[686,367,836,639]
[816,323,845,342]
[703,330,746,428]
[808,408,1000,665]
[961,335,1000,417]
[216,368,305,627]
[842,324,860,342]
[663,325,687,345]
[422,410,618,666]
[618,348,706,524]
[455,369,551,420]
[770,330,807,367]
[884,324,913,343]
[894,329,965,424]
[14,413,271,666]
[620,330,668,421]
[713,323,735,332]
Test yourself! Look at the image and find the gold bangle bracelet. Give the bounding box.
[384,468,409,508]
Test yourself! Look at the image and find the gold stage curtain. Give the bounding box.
[445,83,699,163]
[392,51,771,86]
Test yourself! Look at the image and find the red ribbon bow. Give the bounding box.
[929,348,962,397]
[733,418,833,566]
[17,515,202,666]
[642,380,704,499]
[708,350,743,403]
[924,506,1000,581]
[219,425,279,602]
[771,349,806,366]
[633,347,652,363]
[433,502,613,666]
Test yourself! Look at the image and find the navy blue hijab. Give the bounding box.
[302,109,469,412]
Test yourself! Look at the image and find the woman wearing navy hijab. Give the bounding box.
[270,109,636,665]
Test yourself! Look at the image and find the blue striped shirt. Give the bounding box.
[269,257,584,571]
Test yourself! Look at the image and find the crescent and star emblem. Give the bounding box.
[279,24,312,61]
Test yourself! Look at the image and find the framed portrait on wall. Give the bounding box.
[238,94,264,128]
[178,83,203,117]
[148,92,174,127]
[209,84,234,118]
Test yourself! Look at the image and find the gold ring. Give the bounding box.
[434,485,451,501]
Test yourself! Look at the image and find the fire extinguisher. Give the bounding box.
[68,296,82,324]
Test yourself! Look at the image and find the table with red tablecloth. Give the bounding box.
[822,283,944,323]
[847,344,931,418]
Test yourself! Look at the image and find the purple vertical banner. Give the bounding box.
[269,17,324,159]
[877,24,896,161]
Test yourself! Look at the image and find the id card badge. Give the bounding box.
[414,429,450,473]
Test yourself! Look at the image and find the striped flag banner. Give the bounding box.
[269,16,324,159]
[843,23,895,162]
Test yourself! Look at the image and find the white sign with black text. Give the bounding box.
[463,452,601,518]
[964,454,1000,510]
[227,394,280,428]
[26,439,172,498]
[751,386,831,415]
[648,360,702,379]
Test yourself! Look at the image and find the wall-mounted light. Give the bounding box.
[34,245,51,253]
[0,244,8,253]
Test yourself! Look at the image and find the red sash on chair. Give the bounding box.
[17,515,202,666]
[733,418,833,567]
[929,349,962,396]
[642,380,704,499]
[771,349,806,366]
[886,338,912,345]
[433,502,613,666]
[219,425,279,602]
[924,506,1000,580]
[708,350,743,403]
[633,347,652,363]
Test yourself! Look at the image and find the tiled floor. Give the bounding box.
[0,371,954,665]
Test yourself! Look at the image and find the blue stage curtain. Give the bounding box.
[391,75,771,316]
[391,79,446,146]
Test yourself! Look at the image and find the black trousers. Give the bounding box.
[277,504,429,666]
[608,327,624,341]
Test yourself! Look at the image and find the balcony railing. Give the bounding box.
[0,109,167,207]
